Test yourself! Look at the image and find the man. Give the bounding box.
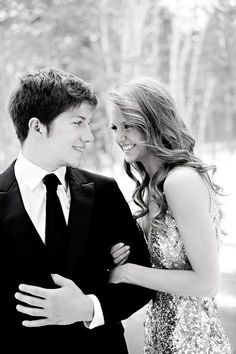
[0,68,152,353]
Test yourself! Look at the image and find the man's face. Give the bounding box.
[44,102,94,170]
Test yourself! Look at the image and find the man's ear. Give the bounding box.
[28,117,44,136]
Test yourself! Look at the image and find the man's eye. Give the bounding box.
[74,121,83,126]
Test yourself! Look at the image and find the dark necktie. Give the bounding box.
[43,173,68,272]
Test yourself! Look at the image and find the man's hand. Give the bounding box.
[15,274,94,327]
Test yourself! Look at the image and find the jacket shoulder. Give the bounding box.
[0,161,16,191]
[69,167,116,186]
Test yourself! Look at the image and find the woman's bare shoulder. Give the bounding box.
[165,166,203,188]
[163,166,208,205]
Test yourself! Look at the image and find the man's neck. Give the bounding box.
[21,148,58,172]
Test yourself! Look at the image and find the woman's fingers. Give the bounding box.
[111,243,125,254]
[113,247,130,264]
[114,252,130,265]
[111,243,130,265]
[113,245,130,258]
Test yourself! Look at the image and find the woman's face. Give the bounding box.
[110,105,149,164]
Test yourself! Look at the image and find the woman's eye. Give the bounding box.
[124,124,133,130]
[110,125,117,132]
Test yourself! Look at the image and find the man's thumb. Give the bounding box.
[51,273,71,286]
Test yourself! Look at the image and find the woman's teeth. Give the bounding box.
[122,144,135,151]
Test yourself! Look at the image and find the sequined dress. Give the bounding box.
[143,192,233,354]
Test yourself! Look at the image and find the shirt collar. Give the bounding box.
[15,152,67,191]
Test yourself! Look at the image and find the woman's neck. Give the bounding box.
[142,155,162,179]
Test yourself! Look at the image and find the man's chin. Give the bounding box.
[66,158,82,169]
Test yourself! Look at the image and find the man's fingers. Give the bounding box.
[22,319,50,327]
[51,273,73,287]
[19,284,48,298]
[15,292,45,308]
[16,304,45,317]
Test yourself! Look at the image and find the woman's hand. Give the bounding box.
[109,264,129,284]
[111,243,130,265]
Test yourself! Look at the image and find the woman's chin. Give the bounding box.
[124,156,136,164]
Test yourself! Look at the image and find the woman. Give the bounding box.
[108,77,233,354]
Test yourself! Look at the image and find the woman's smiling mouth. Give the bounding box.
[120,144,136,152]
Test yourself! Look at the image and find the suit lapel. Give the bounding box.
[0,163,48,266]
[66,168,94,270]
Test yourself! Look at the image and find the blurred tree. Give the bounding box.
[0,0,235,173]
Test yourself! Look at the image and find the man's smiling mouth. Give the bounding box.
[73,146,86,152]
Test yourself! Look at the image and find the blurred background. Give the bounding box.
[0,0,235,352]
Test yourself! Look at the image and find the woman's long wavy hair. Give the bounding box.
[109,77,223,221]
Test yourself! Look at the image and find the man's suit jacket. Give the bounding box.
[0,162,153,353]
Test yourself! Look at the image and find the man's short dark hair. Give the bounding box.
[8,67,98,143]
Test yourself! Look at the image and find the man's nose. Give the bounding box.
[81,126,95,143]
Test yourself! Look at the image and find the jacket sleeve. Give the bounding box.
[94,178,155,325]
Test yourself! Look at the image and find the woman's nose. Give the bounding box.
[116,129,126,144]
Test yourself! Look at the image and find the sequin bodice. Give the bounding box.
[148,210,191,271]
[144,194,233,354]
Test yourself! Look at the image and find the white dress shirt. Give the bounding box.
[14,152,104,328]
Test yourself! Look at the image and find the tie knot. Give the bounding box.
[43,174,61,192]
